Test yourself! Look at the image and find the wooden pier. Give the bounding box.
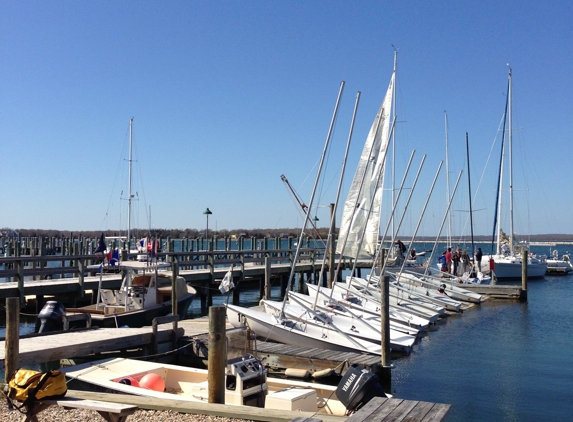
[0,247,379,319]
[62,390,450,422]
[1,315,450,422]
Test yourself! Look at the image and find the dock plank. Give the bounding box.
[0,324,181,367]
[345,397,450,422]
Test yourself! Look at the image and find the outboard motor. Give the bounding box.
[37,301,66,333]
[335,364,386,412]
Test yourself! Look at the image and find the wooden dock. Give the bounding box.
[63,390,450,422]
[0,315,450,422]
[0,322,183,368]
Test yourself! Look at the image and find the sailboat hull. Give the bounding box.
[490,255,547,280]
[225,304,383,355]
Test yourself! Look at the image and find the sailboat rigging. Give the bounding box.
[487,67,546,280]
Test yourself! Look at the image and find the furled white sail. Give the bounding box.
[336,72,394,259]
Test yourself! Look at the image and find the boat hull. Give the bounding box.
[67,286,196,328]
[490,255,547,280]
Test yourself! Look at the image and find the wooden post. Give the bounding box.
[5,297,20,381]
[520,248,528,302]
[264,256,271,300]
[172,261,179,317]
[208,305,226,404]
[379,249,392,392]
[16,259,24,305]
[78,258,85,297]
[207,253,214,307]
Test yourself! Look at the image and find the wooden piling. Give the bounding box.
[5,297,20,380]
[208,306,226,404]
[264,256,271,300]
[520,248,528,302]
[379,249,392,392]
[172,261,179,317]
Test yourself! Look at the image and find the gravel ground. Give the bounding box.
[0,398,255,422]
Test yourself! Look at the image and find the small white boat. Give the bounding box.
[288,290,423,336]
[311,282,443,324]
[390,272,483,304]
[63,261,196,329]
[545,251,573,274]
[341,278,447,320]
[370,274,462,312]
[262,299,417,354]
[304,284,429,332]
[225,304,384,356]
[61,355,348,415]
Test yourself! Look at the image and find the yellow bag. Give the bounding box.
[6,369,67,409]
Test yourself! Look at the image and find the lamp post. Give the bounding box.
[203,208,213,249]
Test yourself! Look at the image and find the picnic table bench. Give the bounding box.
[19,397,137,422]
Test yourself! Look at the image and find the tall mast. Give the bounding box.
[127,117,134,247]
[444,111,451,247]
[508,66,514,252]
[391,48,398,240]
[466,132,475,260]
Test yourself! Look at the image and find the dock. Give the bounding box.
[0,317,380,376]
[63,390,450,422]
[0,315,451,422]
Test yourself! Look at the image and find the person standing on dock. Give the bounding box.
[461,250,471,274]
[475,247,483,273]
[452,248,461,276]
[446,248,453,274]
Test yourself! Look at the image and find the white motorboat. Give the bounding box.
[61,355,349,415]
[40,261,196,330]
[545,251,573,274]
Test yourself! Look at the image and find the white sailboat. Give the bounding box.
[261,299,416,354]
[488,68,547,280]
[309,281,444,324]
[351,274,463,313]
[305,283,433,328]
[287,290,424,336]
[390,271,483,304]
[225,303,384,355]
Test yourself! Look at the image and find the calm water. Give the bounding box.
[2,242,572,421]
[391,273,573,421]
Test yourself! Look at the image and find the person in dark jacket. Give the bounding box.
[475,247,483,272]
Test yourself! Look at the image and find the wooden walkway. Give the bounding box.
[65,390,450,422]
[0,322,183,368]
[345,396,450,421]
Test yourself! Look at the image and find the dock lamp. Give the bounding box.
[203,208,213,245]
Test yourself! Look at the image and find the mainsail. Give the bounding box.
[336,72,394,260]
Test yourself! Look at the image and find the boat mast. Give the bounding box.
[444,111,451,247]
[127,117,134,247]
[390,47,398,245]
[280,81,345,318]
[494,74,510,256]
[508,66,514,253]
[466,132,475,261]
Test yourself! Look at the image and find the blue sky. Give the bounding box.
[1,1,572,237]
